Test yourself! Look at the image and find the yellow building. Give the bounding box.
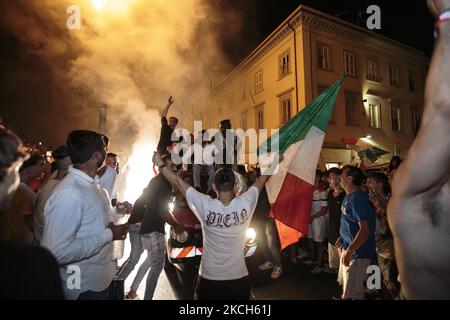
[206,5,427,168]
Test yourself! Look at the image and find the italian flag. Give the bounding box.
[258,76,345,249]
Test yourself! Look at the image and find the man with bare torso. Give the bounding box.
[387,0,450,299]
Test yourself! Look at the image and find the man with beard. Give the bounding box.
[42,130,128,300]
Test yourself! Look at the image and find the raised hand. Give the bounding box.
[427,0,450,17]
[153,152,165,168]
[167,96,174,107]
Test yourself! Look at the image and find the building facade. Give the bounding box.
[206,5,427,168]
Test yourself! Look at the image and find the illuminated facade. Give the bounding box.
[206,5,427,167]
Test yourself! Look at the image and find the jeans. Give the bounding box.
[259,218,281,267]
[141,232,166,300]
[193,164,215,192]
[116,225,146,281]
[118,225,152,292]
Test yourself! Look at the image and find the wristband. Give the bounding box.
[435,10,450,38]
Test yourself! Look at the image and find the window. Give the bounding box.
[240,110,248,130]
[366,58,380,82]
[325,163,341,170]
[255,105,264,130]
[408,70,417,92]
[317,43,332,70]
[217,99,223,116]
[369,104,381,128]
[319,84,337,123]
[280,98,291,125]
[389,65,400,87]
[391,103,401,131]
[255,70,263,93]
[279,50,290,78]
[345,91,361,126]
[240,83,247,102]
[227,94,234,109]
[411,110,420,137]
[344,51,356,77]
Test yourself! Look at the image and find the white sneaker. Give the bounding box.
[271,267,282,279]
[310,266,323,274]
[258,261,274,271]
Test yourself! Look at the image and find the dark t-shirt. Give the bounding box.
[140,174,173,235]
[253,187,271,224]
[340,190,377,260]
[328,190,345,245]
[157,117,174,154]
[216,131,241,166]
[0,241,64,300]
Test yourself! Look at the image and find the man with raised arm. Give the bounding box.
[157,96,179,155]
[153,152,280,300]
[387,0,450,299]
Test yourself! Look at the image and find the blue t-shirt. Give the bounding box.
[340,190,376,260]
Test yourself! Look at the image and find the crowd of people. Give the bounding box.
[0,0,449,301]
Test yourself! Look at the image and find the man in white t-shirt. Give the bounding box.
[305,170,329,274]
[154,152,278,300]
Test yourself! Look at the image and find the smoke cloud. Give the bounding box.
[0,0,241,200]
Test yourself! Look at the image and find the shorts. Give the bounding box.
[338,257,372,300]
[307,215,328,242]
[328,243,341,270]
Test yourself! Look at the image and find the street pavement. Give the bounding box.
[119,242,342,300]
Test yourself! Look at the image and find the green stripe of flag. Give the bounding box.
[258,75,346,155]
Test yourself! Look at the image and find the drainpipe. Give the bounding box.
[288,21,299,113]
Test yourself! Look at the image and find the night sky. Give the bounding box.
[0,0,435,146]
[220,0,434,65]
